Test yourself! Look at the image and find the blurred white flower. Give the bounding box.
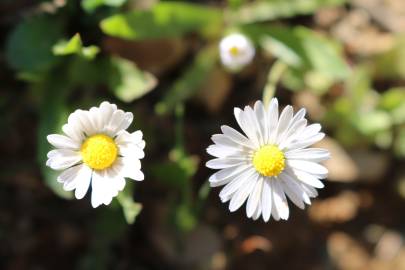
[219,33,255,71]
[46,101,145,208]
[206,98,329,222]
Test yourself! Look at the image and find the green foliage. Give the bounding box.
[227,0,346,24]
[249,25,349,94]
[5,16,64,74]
[117,182,142,224]
[155,46,217,115]
[100,2,223,40]
[82,0,127,13]
[53,34,100,60]
[108,57,157,102]
[36,79,72,199]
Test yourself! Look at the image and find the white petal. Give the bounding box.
[229,174,257,212]
[206,157,247,169]
[244,106,264,146]
[74,166,92,199]
[286,132,325,151]
[46,149,82,170]
[272,180,289,220]
[219,168,256,202]
[285,148,330,162]
[288,160,328,177]
[47,134,80,150]
[118,157,144,181]
[300,182,318,198]
[91,171,109,208]
[278,119,307,149]
[252,202,262,220]
[206,144,243,158]
[57,165,81,185]
[275,105,293,144]
[208,164,252,187]
[62,122,84,143]
[267,98,279,144]
[75,110,97,136]
[261,178,272,222]
[287,168,325,188]
[300,124,322,139]
[254,101,268,143]
[234,107,260,148]
[246,176,263,218]
[220,125,255,149]
[279,174,305,209]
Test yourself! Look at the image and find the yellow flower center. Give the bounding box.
[252,145,285,177]
[229,46,240,56]
[81,134,118,170]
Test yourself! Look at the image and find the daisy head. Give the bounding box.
[219,33,255,71]
[46,101,145,208]
[206,98,330,222]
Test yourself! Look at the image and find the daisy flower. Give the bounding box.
[219,33,255,71]
[206,98,330,222]
[46,101,145,208]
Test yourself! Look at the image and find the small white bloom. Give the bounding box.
[46,101,145,208]
[206,98,330,222]
[219,33,255,71]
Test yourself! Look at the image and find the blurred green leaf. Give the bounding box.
[116,182,142,224]
[36,80,72,199]
[253,25,349,94]
[150,148,199,189]
[174,204,197,232]
[100,2,222,40]
[5,16,63,73]
[394,127,405,157]
[53,34,100,60]
[155,46,217,114]
[295,27,349,80]
[374,37,405,79]
[82,0,127,13]
[227,0,346,24]
[108,57,157,102]
[379,87,405,111]
[354,110,392,136]
[346,66,372,108]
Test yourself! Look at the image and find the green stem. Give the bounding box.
[263,60,288,106]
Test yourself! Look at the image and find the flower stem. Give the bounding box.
[263,60,288,107]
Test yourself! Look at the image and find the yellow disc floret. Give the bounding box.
[81,134,118,170]
[252,145,285,177]
[229,46,240,56]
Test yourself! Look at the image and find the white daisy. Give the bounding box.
[219,33,255,71]
[46,101,145,208]
[206,98,330,222]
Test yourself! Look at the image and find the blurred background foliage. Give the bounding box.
[0,0,404,269]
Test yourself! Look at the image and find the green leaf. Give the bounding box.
[155,45,217,114]
[252,25,349,93]
[116,182,142,224]
[227,0,346,24]
[36,80,72,199]
[108,57,157,102]
[346,66,372,108]
[374,37,405,80]
[82,0,127,13]
[5,16,63,73]
[354,110,392,136]
[379,87,405,111]
[294,27,349,80]
[53,34,100,60]
[100,2,222,40]
[394,127,405,157]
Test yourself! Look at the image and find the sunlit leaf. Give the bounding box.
[228,0,346,24]
[108,57,157,102]
[100,2,222,40]
[374,37,405,79]
[82,0,127,13]
[5,16,63,73]
[354,110,392,136]
[379,87,405,111]
[53,34,100,60]
[394,127,405,157]
[116,182,142,224]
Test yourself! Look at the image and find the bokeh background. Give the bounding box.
[1,0,405,269]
